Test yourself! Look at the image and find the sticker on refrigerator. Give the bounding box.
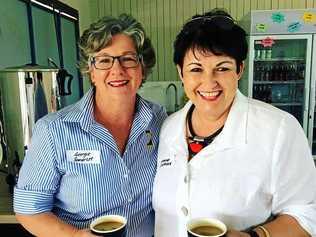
[271,12,285,23]
[302,12,316,23]
[260,37,275,47]
[256,23,267,32]
[287,22,302,33]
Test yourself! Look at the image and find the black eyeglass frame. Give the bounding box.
[90,53,142,70]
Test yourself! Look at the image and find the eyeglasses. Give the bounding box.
[91,53,141,70]
[186,15,237,30]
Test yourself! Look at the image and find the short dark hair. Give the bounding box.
[173,8,248,73]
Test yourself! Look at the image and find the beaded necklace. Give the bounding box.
[187,105,224,158]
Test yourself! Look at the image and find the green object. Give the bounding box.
[271,12,285,23]
[256,23,267,32]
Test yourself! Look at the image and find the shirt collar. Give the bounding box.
[215,90,249,149]
[62,87,94,131]
[169,90,249,153]
[62,87,154,133]
[129,95,154,139]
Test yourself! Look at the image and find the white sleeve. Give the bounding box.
[271,115,316,235]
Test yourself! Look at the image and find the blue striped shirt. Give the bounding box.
[14,88,167,237]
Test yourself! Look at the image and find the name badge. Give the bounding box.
[66,150,100,164]
[159,155,175,168]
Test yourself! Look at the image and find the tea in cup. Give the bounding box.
[187,218,227,237]
[90,215,127,237]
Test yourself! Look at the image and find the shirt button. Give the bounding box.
[123,174,128,179]
[184,175,189,183]
[181,206,188,216]
[128,197,133,202]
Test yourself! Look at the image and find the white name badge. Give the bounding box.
[159,155,175,168]
[66,150,100,164]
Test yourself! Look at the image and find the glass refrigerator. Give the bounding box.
[239,9,316,158]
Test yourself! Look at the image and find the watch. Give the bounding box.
[246,230,260,237]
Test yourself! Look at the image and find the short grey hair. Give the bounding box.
[79,14,155,82]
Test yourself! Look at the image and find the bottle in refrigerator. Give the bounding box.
[266,47,272,59]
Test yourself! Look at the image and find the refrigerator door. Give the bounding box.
[308,34,316,157]
[247,34,312,133]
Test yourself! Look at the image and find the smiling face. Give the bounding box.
[178,48,243,121]
[90,33,143,103]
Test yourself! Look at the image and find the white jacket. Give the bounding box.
[153,90,316,237]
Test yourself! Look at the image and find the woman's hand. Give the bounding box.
[226,229,250,237]
[73,229,99,237]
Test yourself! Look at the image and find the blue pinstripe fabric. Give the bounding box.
[14,88,167,237]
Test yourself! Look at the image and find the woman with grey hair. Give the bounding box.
[14,14,167,237]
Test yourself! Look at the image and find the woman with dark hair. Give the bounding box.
[153,9,316,237]
[14,14,167,237]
